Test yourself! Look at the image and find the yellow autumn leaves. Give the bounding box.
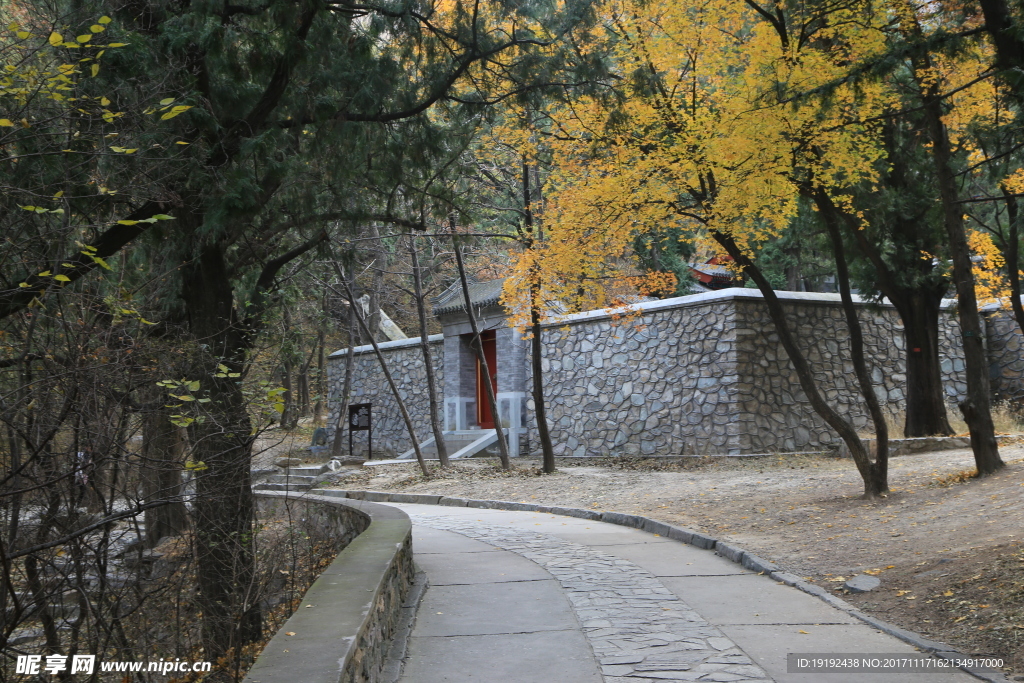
[495,0,1024,322]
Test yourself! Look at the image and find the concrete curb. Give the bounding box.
[316,487,1010,683]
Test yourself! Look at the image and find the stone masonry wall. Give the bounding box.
[531,301,741,456]
[986,308,1024,401]
[327,291,987,457]
[326,337,444,458]
[529,292,966,456]
[731,296,965,453]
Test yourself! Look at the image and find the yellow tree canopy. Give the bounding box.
[502,0,1008,319]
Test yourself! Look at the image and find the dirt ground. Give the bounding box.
[329,447,1024,680]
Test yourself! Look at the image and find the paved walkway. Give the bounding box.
[388,503,982,683]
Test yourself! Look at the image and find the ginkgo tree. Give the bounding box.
[511,0,1011,495]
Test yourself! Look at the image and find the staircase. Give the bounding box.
[255,463,331,492]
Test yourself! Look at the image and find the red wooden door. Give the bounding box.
[476,331,498,428]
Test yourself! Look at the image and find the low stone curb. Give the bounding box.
[317,487,1010,683]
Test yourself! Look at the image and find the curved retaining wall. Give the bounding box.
[245,492,413,683]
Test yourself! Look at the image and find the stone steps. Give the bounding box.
[254,462,333,492]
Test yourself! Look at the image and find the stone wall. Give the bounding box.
[343,531,414,683]
[326,336,444,458]
[986,308,1024,401]
[325,290,995,457]
[531,299,742,456]
[730,296,964,453]
[245,494,414,683]
[257,493,370,549]
[529,291,967,456]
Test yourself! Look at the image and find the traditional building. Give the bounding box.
[326,283,1024,460]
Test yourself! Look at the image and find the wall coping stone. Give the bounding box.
[244,492,412,683]
[316,487,1006,683]
[328,333,443,359]
[326,290,964,358]
[538,288,958,329]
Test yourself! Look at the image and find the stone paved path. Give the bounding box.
[392,504,981,683]
[414,515,770,683]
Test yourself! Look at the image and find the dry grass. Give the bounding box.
[857,401,1024,440]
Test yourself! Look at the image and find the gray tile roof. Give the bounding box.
[432,278,506,315]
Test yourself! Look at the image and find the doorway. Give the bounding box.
[475,330,498,428]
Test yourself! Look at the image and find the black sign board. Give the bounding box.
[348,403,372,459]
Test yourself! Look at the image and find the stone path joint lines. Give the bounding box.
[411,514,775,683]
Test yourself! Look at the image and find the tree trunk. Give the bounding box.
[181,244,261,659]
[409,234,450,467]
[453,241,511,469]
[713,231,887,497]
[280,364,295,429]
[330,284,357,460]
[522,161,556,472]
[913,50,1004,474]
[368,225,385,342]
[297,357,311,418]
[140,396,188,548]
[810,179,954,437]
[531,289,556,472]
[313,327,326,425]
[340,277,430,476]
[817,189,889,493]
[999,194,1024,355]
[280,308,297,430]
[901,290,955,436]
[977,0,1024,92]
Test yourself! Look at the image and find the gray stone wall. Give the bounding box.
[246,494,414,683]
[731,297,964,453]
[527,291,967,455]
[530,300,742,456]
[325,290,1000,457]
[326,336,444,458]
[986,308,1024,401]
